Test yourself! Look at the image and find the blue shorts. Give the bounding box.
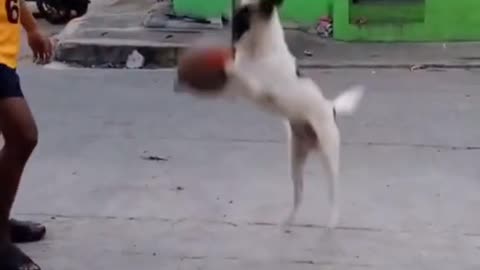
[0,64,24,99]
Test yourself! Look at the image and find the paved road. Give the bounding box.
[10,66,480,269]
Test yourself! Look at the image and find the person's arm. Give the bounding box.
[19,0,39,33]
[19,0,52,63]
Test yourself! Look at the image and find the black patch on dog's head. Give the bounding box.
[258,0,284,18]
[232,0,284,42]
[262,0,284,7]
[232,5,252,43]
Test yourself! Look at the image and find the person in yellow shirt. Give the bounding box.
[0,0,52,269]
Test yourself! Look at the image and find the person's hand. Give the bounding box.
[27,28,53,64]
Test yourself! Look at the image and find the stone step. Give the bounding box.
[53,14,480,69]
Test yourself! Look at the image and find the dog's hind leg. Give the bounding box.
[283,121,310,228]
[309,116,341,229]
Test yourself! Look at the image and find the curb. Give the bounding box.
[54,41,189,69]
[54,42,480,70]
[300,63,480,70]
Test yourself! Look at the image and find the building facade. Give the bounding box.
[173,0,480,42]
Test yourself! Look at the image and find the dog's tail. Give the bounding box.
[333,85,365,116]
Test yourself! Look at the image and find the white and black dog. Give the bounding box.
[175,0,364,229]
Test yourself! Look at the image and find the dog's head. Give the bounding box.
[232,0,284,43]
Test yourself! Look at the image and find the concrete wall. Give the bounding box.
[335,0,480,41]
[173,0,332,25]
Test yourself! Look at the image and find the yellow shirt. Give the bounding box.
[0,0,21,68]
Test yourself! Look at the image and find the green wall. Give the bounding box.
[173,0,480,41]
[173,0,230,19]
[334,0,480,41]
[173,0,332,25]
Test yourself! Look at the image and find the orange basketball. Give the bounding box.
[177,47,233,91]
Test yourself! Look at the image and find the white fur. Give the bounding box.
[175,0,364,229]
[333,86,365,116]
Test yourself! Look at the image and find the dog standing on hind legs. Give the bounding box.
[174,0,365,229]
[229,0,364,229]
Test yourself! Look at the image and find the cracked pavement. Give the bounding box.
[10,66,480,269]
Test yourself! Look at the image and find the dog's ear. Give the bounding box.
[258,0,283,18]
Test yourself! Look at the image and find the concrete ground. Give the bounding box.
[9,65,480,269]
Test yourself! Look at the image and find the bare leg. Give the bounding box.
[0,97,40,270]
